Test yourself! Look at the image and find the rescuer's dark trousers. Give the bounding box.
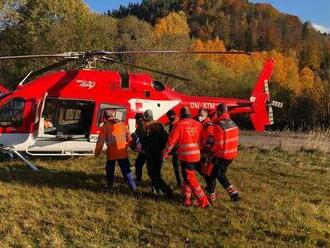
[146,153,172,196]
[134,152,146,182]
[205,158,232,194]
[106,159,136,191]
[171,149,182,187]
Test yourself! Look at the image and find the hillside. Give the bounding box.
[110,0,330,63]
[0,148,329,247]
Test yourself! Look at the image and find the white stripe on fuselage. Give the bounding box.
[128,98,181,131]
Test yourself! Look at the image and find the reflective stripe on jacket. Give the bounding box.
[95,120,131,160]
[212,113,239,160]
[163,118,202,162]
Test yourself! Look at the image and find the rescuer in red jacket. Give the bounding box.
[166,110,182,188]
[163,107,210,208]
[197,109,217,202]
[208,103,241,202]
[198,109,214,156]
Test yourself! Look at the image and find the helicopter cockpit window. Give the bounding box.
[0,98,25,127]
[152,81,165,91]
[98,104,126,127]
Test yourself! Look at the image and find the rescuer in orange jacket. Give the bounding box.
[163,107,210,208]
[208,103,241,202]
[95,109,136,191]
[166,110,182,188]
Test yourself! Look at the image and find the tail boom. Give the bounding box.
[226,59,275,131]
[249,59,275,131]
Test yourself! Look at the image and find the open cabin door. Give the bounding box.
[35,92,48,137]
[36,98,95,139]
[28,98,96,156]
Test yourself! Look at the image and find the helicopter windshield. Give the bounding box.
[0,97,25,127]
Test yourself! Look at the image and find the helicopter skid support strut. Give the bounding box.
[7,148,39,171]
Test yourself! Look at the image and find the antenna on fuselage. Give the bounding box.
[18,71,34,86]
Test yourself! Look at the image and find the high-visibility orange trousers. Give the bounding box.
[181,161,209,209]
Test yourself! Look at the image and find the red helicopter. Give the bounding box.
[0,50,281,170]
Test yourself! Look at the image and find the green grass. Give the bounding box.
[0,148,329,248]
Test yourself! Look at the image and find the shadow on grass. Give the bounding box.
[0,165,181,204]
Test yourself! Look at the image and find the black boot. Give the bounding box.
[230,193,241,202]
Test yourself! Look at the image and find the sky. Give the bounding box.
[250,0,330,33]
[84,0,330,33]
[84,0,139,13]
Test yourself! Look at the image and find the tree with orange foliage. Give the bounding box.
[299,67,315,92]
[192,38,227,63]
[154,11,190,40]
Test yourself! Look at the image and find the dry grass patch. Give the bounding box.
[0,149,329,247]
[305,129,330,153]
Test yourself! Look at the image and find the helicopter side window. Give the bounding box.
[64,108,82,121]
[98,104,126,126]
[120,73,130,89]
[152,81,165,91]
[0,98,25,127]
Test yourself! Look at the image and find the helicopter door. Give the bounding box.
[35,92,48,137]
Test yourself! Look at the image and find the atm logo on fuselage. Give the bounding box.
[190,102,216,110]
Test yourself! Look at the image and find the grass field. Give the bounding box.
[0,148,329,248]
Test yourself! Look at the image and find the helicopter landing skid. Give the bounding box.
[7,148,39,171]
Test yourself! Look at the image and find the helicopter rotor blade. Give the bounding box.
[28,58,77,77]
[0,53,79,60]
[0,50,250,61]
[99,56,193,82]
[13,58,78,85]
[94,50,251,56]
